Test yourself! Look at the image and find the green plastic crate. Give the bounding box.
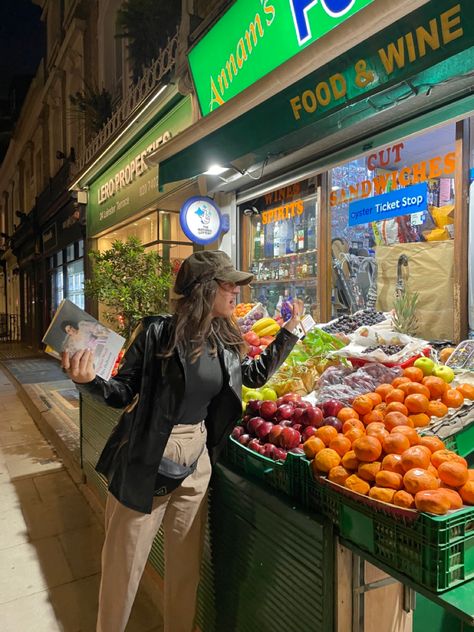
[225,436,303,498]
[298,458,474,592]
[442,421,474,460]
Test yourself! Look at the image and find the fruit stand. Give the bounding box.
[80,304,474,631]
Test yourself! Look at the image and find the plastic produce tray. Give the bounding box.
[225,436,303,498]
[298,458,474,592]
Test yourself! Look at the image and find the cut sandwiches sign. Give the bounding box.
[188,0,373,116]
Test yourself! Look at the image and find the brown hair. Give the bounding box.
[160,279,246,361]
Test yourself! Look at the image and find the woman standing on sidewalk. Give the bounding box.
[62,250,302,632]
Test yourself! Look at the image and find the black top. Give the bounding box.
[175,344,224,424]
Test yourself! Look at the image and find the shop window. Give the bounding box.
[66,259,85,310]
[78,239,84,258]
[97,213,158,252]
[329,123,456,340]
[239,178,319,320]
[66,243,75,262]
[146,242,194,276]
[159,211,192,243]
[51,267,64,313]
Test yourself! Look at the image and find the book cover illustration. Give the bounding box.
[42,299,125,381]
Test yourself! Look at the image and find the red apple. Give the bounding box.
[278,420,292,428]
[231,426,245,440]
[237,434,251,446]
[248,416,265,435]
[248,438,261,452]
[291,408,305,422]
[246,400,262,414]
[280,427,301,450]
[273,447,287,461]
[262,443,277,459]
[243,331,260,346]
[282,393,302,404]
[259,400,278,420]
[255,421,274,440]
[295,401,311,410]
[301,406,324,427]
[277,404,294,420]
[269,425,283,446]
[276,397,285,407]
[289,447,305,455]
[320,399,345,418]
[292,423,303,434]
[323,416,343,433]
[302,426,318,442]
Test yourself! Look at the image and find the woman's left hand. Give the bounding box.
[283,298,305,333]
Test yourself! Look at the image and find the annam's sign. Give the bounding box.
[188,0,373,116]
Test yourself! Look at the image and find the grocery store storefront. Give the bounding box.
[151,0,473,343]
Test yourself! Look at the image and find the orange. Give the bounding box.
[386,388,405,404]
[409,413,431,428]
[314,448,341,473]
[341,450,359,470]
[337,407,360,422]
[393,490,415,508]
[381,453,405,475]
[392,377,410,388]
[358,461,381,482]
[345,428,366,444]
[342,419,365,434]
[401,446,432,471]
[405,394,430,414]
[362,410,385,425]
[422,376,448,399]
[366,422,389,444]
[375,470,403,490]
[383,433,411,455]
[438,487,463,510]
[419,436,445,453]
[431,450,468,469]
[426,400,448,418]
[456,383,474,400]
[315,426,339,446]
[385,402,409,416]
[468,470,474,481]
[329,435,352,457]
[375,383,394,401]
[459,480,474,504]
[427,464,439,478]
[352,436,382,463]
[352,395,374,416]
[366,392,383,407]
[374,402,388,414]
[391,425,420,446]
[369,486,395,503]
[403,367,424,382]
[344,474,370,495]
[303,436,325,459]
[442,389,464,409]
[328,465,351,486]
[384,411,411,431]
[415,489,450,515]
[403,468,440,494]
[437,461,469,487]
[405,382,431,398]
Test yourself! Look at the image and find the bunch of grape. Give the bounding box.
[363,344,405,355]
[323,310,386,335]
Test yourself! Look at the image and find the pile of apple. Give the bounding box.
[232,393,346,462]
[243,330,276,358]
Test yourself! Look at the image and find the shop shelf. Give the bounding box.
[298,458,474,592]
[224,436,303,498]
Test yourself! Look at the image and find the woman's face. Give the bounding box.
[212,281,240,318]
[65,325,79,336]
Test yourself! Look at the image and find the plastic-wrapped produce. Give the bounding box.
[313,363,403,406]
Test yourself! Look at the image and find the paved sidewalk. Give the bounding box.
[0,366,163,632]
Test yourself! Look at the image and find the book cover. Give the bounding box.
[42,299,125,381]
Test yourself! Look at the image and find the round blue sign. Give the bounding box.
[179,196,222,245]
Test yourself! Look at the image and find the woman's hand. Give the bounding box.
[61,349,97,384]
[283,298,305,333]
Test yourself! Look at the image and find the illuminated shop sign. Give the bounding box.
[348,182,428,226]
[188,0,373,116]
[179,197,223,245]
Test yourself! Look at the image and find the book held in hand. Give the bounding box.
[42,299,125,381]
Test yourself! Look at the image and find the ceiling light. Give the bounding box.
[204,164,228,176]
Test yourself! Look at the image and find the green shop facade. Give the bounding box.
[79,1,474,631]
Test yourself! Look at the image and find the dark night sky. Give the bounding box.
[0,0,44,100]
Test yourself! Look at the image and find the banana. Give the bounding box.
[257,323,281,337]
[251,317,278,334]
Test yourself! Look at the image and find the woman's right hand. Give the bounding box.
[61,349,97,383]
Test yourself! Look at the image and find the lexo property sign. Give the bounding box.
[87,96,193,235]
[188,0,373,116]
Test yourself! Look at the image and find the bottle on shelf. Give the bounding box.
[297,218,305,251]
[301,256,309,277]
[307,215,316,250]
[273,221,281,258]
[254,222,262,260]
[264,223,273,258]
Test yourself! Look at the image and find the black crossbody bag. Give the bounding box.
[153,446,205,497]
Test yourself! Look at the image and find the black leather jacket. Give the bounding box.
[79,315,298,513]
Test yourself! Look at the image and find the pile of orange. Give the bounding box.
[304,366,474,514]
[233,303,255,318]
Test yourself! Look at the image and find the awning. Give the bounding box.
[154,0,473,189]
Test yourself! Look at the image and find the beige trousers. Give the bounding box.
[96,421,211,632]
